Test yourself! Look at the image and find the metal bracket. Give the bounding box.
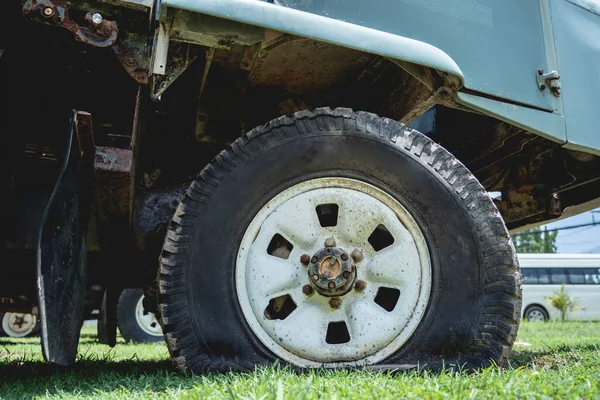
[23,0,119,48]
[536,69,561,97]
[23,1,151,84]
[151,3,170,76]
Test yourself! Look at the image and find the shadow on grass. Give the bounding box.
[0,337,121,348]
[509,343,599,368]
[1,341,597,397]
[0,358,188,398]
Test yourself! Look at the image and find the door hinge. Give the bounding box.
[537,69,561,97]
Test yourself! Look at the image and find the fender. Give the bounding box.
[159,0,464,88]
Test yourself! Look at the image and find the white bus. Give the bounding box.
[519,254,600,322]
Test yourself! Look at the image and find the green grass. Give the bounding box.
[1,322,599,399]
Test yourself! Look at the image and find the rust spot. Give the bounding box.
[355,280,367,292]
[94,146,132,172]
[318,256,342,279]
[23,1,118,48]
[329,297,342,309]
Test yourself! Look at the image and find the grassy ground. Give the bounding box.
[0,322,599,399]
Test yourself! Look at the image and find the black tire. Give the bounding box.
[159,108,522,373]
[0,313,5,337]
[117,289,164,343]
[524,305,549,322]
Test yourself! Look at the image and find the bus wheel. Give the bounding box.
[524,305,549,322]
[158,108,522,373]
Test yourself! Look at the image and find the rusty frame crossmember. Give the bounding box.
[22,0,151,84]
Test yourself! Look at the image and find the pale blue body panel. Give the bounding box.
[276,0,551,111]
[162,0,600,154]
[550,0,600,152]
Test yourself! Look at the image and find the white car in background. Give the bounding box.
[519,254,600,322]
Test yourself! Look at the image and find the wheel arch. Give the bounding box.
[160,0,464,90]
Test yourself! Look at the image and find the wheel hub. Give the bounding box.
[307,242,355,297]
[236,178,432,366]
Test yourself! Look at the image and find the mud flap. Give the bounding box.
[36,111,95,366]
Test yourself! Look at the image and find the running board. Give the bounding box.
[36,110,95,366]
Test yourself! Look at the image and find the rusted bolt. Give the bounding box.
[538,69,544,75]
[341,253,349,261]
[552,85,562,96]
[329,297,342,309]
[302,285,314,295]
[310,256,318,264]
[355,280,367,291]
[312,274,319,282]
[91,12,103,26]
[328,281,335,289]
[343,271,350,279]
[324,237,336,248]
[42,6,54,17]
[300,254,310,265]
[125,58,137,67]
[351,249,364,263]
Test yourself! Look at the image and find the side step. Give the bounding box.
[36,110,95,366]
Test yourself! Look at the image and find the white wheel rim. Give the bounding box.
[2,312,37,338]
[135,296,163,336]
[236,177,431,367]
[527,309,546,322]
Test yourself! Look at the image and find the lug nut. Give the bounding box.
[329,297,342,309]
[324,237,336,248]
[42,6,54,17]
[351,249,364,263]
[341,253,349,261]
[355,280,367,291]
[91,12,103,25]
[328,281,335,289]
[300,254,310,265]
[302,285,314,295]
[312,274,319,281]
[311,256,318,264]
[342,271,350,279]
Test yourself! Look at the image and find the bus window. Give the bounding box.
[568,268,586,284]
[550,268,568,284]
[583,268,600,285]
[537,268,551,284]
[521,268,538,284]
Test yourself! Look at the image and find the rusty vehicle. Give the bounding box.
[1,0,600,371]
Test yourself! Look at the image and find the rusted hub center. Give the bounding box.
[15,316,25,328]
[308,246,355,297]
[318,256,342,279]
